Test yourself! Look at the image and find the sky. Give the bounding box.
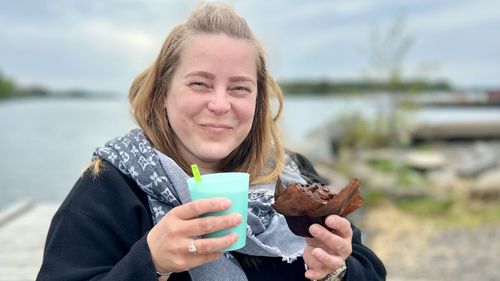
[1,0,499,94]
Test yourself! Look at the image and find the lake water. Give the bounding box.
[0,98,135,208]
[1,95,499,209]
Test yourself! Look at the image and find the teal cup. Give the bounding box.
[187,172,249,252]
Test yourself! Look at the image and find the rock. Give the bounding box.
[454,142,498,177]
[350,162,378,187]
[405,151,446,171]
[369,173,398,190]
[456,159,497,178]
[360,148,401,162]
[470,169,500,201]
[427,169,464,192]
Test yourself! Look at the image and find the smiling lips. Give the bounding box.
[200,123,233,133]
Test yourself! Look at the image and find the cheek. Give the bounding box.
[167,93,203,121]
[238,98,257,125]
[178,99,201,118]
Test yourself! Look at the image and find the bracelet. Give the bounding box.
[321,261,347,281]
[156,271,173,278]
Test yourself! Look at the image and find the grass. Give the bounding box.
[367,158,425,188]
[444,203,500,228]
[363,190,387,205]
[395,196,453,217]
[361,181,500,229]
[368,158,397,173]
[393,196,500,229]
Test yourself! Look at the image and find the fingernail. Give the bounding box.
[234,213,243,224]
[231,233,239,242]
[326,215,335,226]
[309,224,320,236]
[226,232,238,243]
[220,199,231,209]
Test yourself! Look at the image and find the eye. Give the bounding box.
[189,82,210,90]
[230,86,251,95]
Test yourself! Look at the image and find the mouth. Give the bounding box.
[200,123,233,133]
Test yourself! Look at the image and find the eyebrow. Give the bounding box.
[229,76,256,85]
[184,71,256,85]
[184,71,215,79]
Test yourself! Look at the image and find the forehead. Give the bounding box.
[177,33,258,79]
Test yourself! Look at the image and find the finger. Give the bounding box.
[190,251,224,269]
[304,261,325,281]
[308,224,348,256]
[169,251,224,272]
[309,224,343,248]
[325,215,352,238]
[305,249,343,281]
[173,198,231,220]
[305,269,327,281]
[303,246,323,268]
[312,247,343,272]
[305,265,329,281]
[193,233,239,254]
[183,212,243,237]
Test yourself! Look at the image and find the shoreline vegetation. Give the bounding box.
[280,79,452,95]
[0,71,117,100]
[1,70,454,100]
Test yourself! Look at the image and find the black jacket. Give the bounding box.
[37,153,386,281]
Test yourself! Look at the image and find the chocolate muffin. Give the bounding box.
[272,178,362,237]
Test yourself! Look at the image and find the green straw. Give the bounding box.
[191,164,202,182]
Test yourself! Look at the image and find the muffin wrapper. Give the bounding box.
[272,178,362,238]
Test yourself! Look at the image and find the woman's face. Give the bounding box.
[165,33,257,172]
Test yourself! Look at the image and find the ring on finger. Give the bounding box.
[188,237,198,256]
[304,263,319,281]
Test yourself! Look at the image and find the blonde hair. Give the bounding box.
[109,3,284,184]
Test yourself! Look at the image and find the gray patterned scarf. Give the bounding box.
[93,128,306,281]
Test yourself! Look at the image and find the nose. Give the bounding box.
[207,87,231,114]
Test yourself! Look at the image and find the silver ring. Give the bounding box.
[305,263,319,281]
[188,238,198,256]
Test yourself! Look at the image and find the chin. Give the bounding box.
[197,148,233,163]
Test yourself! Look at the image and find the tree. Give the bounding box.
[0,71,15,99]
[361,15,419,146]
[363,15,414,90]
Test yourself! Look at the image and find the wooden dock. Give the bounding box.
[0,201,59,281]
[410,120,500,142]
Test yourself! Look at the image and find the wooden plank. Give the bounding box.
[411,120,500,141]
[0,203,59,281]
[0,200,33,227]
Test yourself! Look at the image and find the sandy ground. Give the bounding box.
[359,204,500,281]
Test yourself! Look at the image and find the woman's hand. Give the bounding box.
[147,198,242,275]
[303,215,352,280]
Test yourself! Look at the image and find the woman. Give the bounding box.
[37,3,385,281]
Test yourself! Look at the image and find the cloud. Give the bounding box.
[409,0,500,34]
[0,0,499,92]
[0,1,197,92]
